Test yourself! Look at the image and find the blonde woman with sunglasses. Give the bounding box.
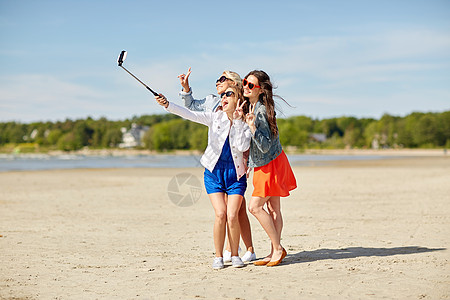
[178,68,243,112]
[177,68,257,264]
[154,86,251,269]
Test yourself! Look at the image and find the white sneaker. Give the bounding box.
[224,246,241,263]
[223,250,232,263]
[241,251,257,262]
[231,256,244,268]
[212,257,224,269]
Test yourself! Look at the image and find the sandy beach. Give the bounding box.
[1,155,449,299]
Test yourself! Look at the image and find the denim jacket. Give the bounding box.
[165,102,252,179]
[248,101,282,168]
[179,88,221,112]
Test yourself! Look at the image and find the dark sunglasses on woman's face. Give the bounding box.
[216,75,230,83]
[243,78,261,90]
[220,91,234,98]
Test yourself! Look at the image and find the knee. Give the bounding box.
[215,210,227,223]
[248,203,261,216]
[227,211,239,225]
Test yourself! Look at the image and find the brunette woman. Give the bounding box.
[243,70,297,267]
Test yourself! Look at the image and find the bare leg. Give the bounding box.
[248,196,284,263]
[225,196,254,253]
[226,194,243,256]
[224,194,231,252]
[209,193,227,257]
[267,196,282,237]
[266,196,282,257]
[238,196,254,253]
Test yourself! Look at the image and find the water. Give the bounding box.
[0,153,392,172]
[0,154,203,172]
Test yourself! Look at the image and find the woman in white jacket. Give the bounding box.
[155,85,252,269]
[178,69,256,263]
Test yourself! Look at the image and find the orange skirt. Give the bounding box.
[252,150,297,197]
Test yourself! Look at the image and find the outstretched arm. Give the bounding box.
[155,94,212,127]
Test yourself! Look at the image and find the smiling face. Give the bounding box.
[243,75,262,103]
[221,88,238,114]
[216,73,234,94]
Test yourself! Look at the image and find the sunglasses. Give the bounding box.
[243,78,261,90]
[220,91,235,98]
[216,75,230,83]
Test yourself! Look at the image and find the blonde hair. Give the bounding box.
[223,70,242,90]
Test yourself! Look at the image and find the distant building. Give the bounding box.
[119,123,149,148]
[30,129,39,140]
[23,128,39,141]
[309,133,327,143]
[371,138,380,149]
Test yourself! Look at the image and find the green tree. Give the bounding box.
[150,122,174,150]
[188,123,208,150]
[102,128,123,148]
[57,132,82,151]
[278,121,308,147]
[413,114,438,147]
[315,118,341,138]
[47,129,63,145]
[73,121,94,146]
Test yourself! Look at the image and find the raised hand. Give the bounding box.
[233,99,247,120]
[245,103,256,129]
[155,93,169,108]
[177,67,192,92]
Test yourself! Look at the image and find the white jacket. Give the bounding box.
[165,102,252,180]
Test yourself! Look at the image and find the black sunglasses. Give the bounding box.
[216,75,230,83]
[220,91,234,98]
[243,78,261,90]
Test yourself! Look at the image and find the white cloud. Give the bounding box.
[106,27,450,119]
[192,28,450,79]
[1,28,449,122]
[0,74,103,103]
[0,74,130,122]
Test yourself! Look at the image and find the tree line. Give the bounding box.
[0,111,449,153]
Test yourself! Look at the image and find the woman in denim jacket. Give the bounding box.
[177,68,256,263]
[155,85,252,269]
[244,70,297,267]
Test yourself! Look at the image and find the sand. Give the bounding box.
[0,156,449,299]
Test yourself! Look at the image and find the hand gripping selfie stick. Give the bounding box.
[117,50,159,96]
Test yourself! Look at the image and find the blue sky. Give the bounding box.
[1,0,449,122]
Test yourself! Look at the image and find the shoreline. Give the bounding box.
[301,148,447,156]
[1,149,447,173]
[1,147,447,157]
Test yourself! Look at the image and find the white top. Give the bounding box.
[165,102,252,180]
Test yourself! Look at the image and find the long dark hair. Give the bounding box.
[245,70,279,137]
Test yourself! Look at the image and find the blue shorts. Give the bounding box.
[204,160,247,196]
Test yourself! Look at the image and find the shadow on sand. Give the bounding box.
[282,246,446,265]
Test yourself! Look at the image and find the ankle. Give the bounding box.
[274,245,283,252]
